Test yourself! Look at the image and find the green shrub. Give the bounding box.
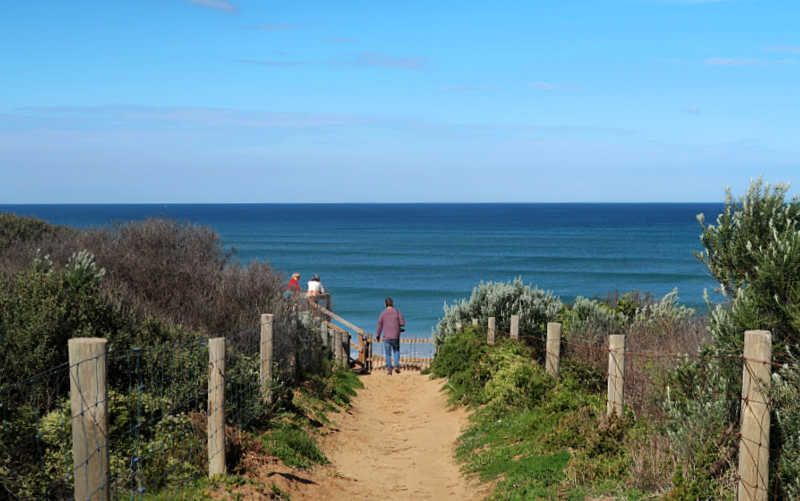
[430,326,488,404]
[695,179,800,499]
[771,358,800,498]
[0,251,120,412]
[437,278,562,345]
[0,213,69,252]
[563,413,633,487]
[560,296,628,346]
[481,343,552,415]
[697,178,800,360]
[260,421,327,469]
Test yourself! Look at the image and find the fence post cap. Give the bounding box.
[68,337,107,346]
[744,329,771,340]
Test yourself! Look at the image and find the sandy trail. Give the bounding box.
[291,372,484,501]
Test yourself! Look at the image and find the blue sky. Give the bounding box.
[1,0,798,203]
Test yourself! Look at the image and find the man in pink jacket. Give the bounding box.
[376,297,405,375]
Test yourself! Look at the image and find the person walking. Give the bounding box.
[376,297,405,375]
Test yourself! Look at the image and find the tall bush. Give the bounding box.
[436,278,562,345]
[696,178,800,358]
[682,178,800,499]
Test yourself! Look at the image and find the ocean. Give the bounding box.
[0,204,723,343]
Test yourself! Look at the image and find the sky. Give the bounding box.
[0,0,798,203]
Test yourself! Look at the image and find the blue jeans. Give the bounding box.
[384,338,400,370]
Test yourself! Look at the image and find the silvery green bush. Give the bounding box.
[771,358,800,498]
[561,296,627,345]
[436,278,562,345]
[633,288,695,326]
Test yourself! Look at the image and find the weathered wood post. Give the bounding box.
[358,329,365,367]
[456,321,463,332]
[472,318,479,327]
[260,314,274,404]
[546,322,561,377]
[320,320,328,348]
[737,330,772,501]
[334,330,344,366]
[606,335,625,417]
[487,316,496,345]
[510,315,520,341]
[208,337,226,476]
[68,338,110,501]
[367,334,373,372]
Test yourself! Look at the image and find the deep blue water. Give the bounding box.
[0,204,723,343]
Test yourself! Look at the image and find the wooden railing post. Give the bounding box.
[607,334,625,417]
[320,320,328,348]
[737,330,772,501]
[487,316,496,345]
[472,318,478,327]
[260,314,274,404]
[208,337,226,476]
[510,315,520,341]
[68,338,110,501]
[456,321,463,332]
[546,322,561,377]
[358,329,365,367]
[334,330,344,366]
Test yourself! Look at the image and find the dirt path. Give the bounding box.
[290,372,485,501]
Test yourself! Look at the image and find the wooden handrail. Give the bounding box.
[311,301,363,333]
[326,321,348,335]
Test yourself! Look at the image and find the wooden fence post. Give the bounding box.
[320,320,328,348]
[607,334,625,417]
[68,338,109,501]
[334,331,344,366]
[472,318,478,327]
[487,317,496,345]
[737,330,772,501]
[510,315,520,341]
[367,335,373,372]
[546,322,561,377]
[208,337,226,476]
[260,314,274,404]
[358,329,365,367]
[456,321,463,332]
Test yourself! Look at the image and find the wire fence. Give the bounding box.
[485,321,786,500]
[0,311,325,501]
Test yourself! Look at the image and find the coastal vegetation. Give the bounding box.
[0,215,355,500]
[434,178,800,499]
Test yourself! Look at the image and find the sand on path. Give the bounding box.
[290,372,485,501]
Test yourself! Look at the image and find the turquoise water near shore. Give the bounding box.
[1,204,722,343]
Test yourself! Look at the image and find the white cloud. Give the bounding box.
[440,85,498,92]
[244,24,301,31]
[529,82,558,91]
[184,0,237,13]
[705,57,758,66]
[767,45,800,54]
[236,59,306,67]
[343,52,427,71]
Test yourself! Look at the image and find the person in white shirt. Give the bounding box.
[307,274,325,296]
